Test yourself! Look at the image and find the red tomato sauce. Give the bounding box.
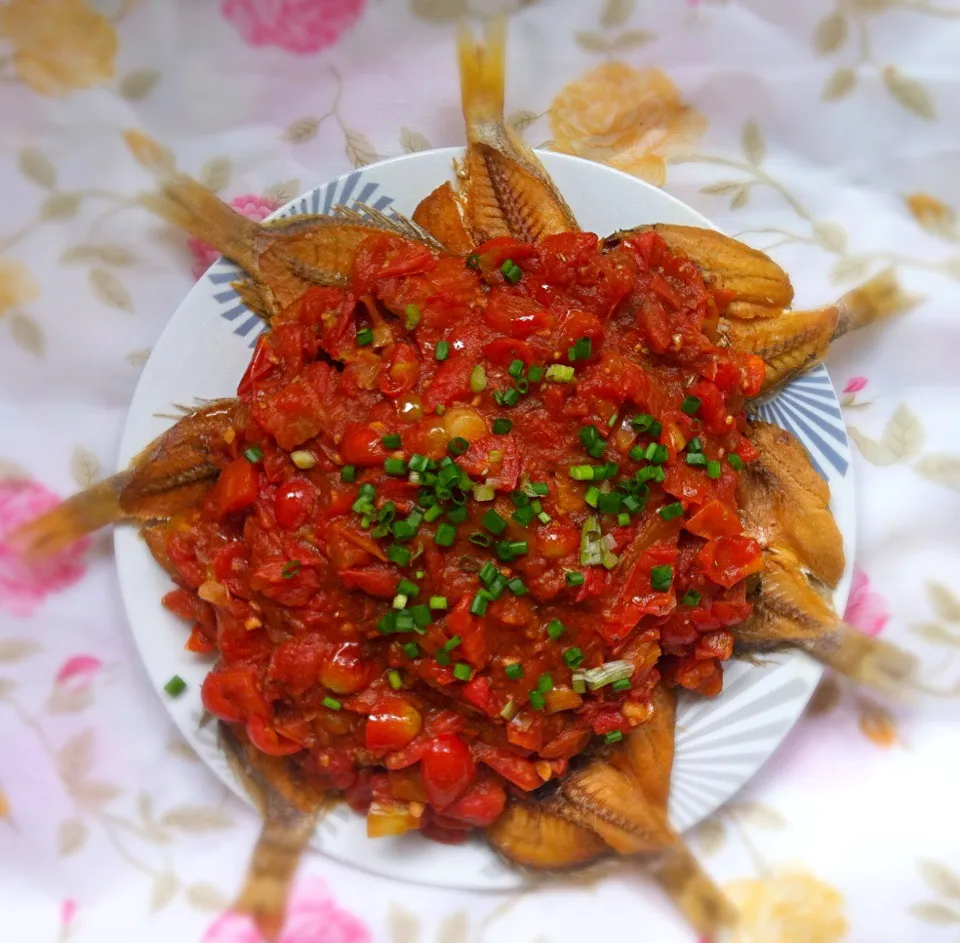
[160,230,765,842]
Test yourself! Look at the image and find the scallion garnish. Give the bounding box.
[605,730,624,744]
[429,595,448,610]
[404,304,421,330]
[356,327,374,347]
[164,675,186,697]
[682,590,701,606]
[382,433,402,450]
[650,564,673,592]
[528,690,546,710]
[447,437,469,456]
[435,341,450,361]
[281,560,301,579]
[505,662,524,680]
[563,647,584,668]
[493,417,513,434]
[341,464,357,483]
[387,669,404,690]
[402,641,421,658]
[322,696,342,711]
[546,619,565,640]
[434,523,457,547]
[658,502,685,521]
[569,336,592,361]
[728,454,745,471]
[243,446,263,463]
[681,395,702,415]
[483,509,507,535]
[453,662,472,681]
[545,364,575,383]
[470,365,487,393]
[565,571,585,587]
[706,460,722,479]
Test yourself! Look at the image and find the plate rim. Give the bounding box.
[114,146,852,890]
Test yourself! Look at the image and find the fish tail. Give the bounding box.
[650,841,738,937]
[123,129,261,274]
[232,807,317,943]
[457,17,507,138]
[800,624,918,699]
[7,473,133,562]
[833,267,919,338]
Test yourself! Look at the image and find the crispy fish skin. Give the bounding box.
[220,723,328,942]
[606,224,795,310]
[9,399,240,562]
[737,421,917,695]
[124,130,443,318]
[419,18,578,247]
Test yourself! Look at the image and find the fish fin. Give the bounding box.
[834,267,921,338]
[332,203,446,251]
[486,797,609,870]
[124,129,262,274]
[800,624,918,700]
[7,472,133,561]
[649,841,739,937]
[455,18,578,242]
[616,686,676,811]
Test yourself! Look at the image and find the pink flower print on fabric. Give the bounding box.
[0,480,88,618]
[202,877,370,943]
[56,655,103,691]
[843,566,889,637]
[188,194,279,280]
[220,0,366,54]
[843,376,869,394]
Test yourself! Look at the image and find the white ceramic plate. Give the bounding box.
[115,149,854,891]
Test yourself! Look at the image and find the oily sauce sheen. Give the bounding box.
[160,230,767,843]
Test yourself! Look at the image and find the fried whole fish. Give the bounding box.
[735,421,917,696]
[220,722,330,942]
[413,18,578,247]
[125,129,443,321]
[488,687,736,936]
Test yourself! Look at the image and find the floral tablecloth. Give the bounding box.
[3,1,960,942]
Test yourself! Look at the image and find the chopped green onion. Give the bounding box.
[706,460,722,479]
[507,577,527,596]
[164,675,186,697]
[404,303,421,330]
[493,417,513,434]
[605,730,624,744]
[499,698,517,720]
[508,359,525,379]
[384,457,406,476]
[569,336,592,361]
[470,591,491,616]
[468,531,492,547]
[580,515,603,567]
[597,492,623,514]
[580,660,634,690]
[442,635,462,653]
[637,464,667,484]
[528,690,546,711]
[243,446,263,463]
[537,512,552,525]
[382,433,402,450]
[470,365,487,393]
[506,540,528,557]
[527,365,545,383]
[565,571,585,587]
[628,445,646,463]
[572,678,586,694]
[659,501,685,521]
[396,579,419,598]
[447,504,468,524]
[501,259,522,284]
[281,560,301,579]
[569,464,595,481]
[545,364,575,383]
[682,590,702,606]
[483,509,507,535]
[622,493,646,514]
[686,452,707,467]
[494,387,521,407]
[447,436,469,457]
[537,672,554,694]
[322,696,342,711]
[579,425,600,450]
[410,605,431,629]
[435,341,450,361]
[681,395,702,416]
[408,454,430,474]
[453,662,473,681]
[728,454,745,471]
[387,669,404,690]
[388,544,411,566]
[617,513,630,526]
[473,483,495,502]
[563,647,584,668]
[612,678,632,692]
[434,523,457,547]
[546,619,565,640]
[341,464,357,483]
[631,413,655,432]
[435,650,451,666]
[526,481,550,497]
[650,564,673,592]
[514,377,530,394]
[356,327,374,347]
[423,504,443,524]
[392,593,408,609]
[479,561,499,586]
[402,641,421,659]
[511,505,535,526]
[608,413,619,429]
[687,437,703,453]
[466,252,481,270]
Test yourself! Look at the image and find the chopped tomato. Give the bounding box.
[201,664,270,724]
[365,696,423,754]
[698,536,764,588]
[379,343,420,398]
[207,458,259,518]
[685,500,742,539]
[274,479,317,530]
[246,715,303,756]
[420,734,476,808]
